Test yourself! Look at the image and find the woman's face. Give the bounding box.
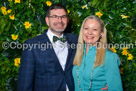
[82,19,103,46]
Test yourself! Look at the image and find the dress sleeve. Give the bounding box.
[104,51,123,91]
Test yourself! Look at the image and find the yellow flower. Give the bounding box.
[123,47,128,50]
[11,34,18,40]
[95,12,103,18]
[1,6,8,15]
[14,0,20,3]
[46,1,52,6]
[8,0,12,1]
[127,53,133,60]
[122,50,128,56]
[24,21,32,29]
[1,6,6,11]
[121,15,129,19]
[67,9,70,14]
[9,14,15,20]
[82,5,88,9]
[120,68,123,75]
[110,47,117,53]
[14,58,21,67]
[7,9,12,13]
[2,10,8,15]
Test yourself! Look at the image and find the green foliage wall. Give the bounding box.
[0,0,136,91]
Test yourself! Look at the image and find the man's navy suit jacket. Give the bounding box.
[17,30,78,91]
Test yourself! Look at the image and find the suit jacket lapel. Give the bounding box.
[41,30,64,72]
[64,34,74,71]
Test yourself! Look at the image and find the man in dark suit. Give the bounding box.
[17,4,77,91]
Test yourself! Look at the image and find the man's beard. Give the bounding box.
[50,22,66,33]
[51,27,65,33]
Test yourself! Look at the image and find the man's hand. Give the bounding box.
[101,85,108,91]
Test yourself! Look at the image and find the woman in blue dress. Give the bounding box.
[72,15,123,91]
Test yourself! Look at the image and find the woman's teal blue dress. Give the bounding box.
[72,46,123,91]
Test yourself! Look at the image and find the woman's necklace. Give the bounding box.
[77,51,97,91]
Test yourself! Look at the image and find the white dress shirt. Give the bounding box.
[47,30,69,91]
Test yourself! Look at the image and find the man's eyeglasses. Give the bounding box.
[48,15,68,20]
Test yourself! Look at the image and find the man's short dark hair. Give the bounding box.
[46,3,68,17]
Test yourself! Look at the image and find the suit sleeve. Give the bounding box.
[104,52,123,91]
[17,41,35,91]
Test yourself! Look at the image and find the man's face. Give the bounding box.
[45,9,69,36]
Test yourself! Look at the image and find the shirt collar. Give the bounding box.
[47,29,64,43]
[83,44,96,53]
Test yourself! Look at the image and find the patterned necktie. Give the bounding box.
[53,36,66,43]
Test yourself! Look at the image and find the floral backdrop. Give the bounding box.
[0,0,136,91]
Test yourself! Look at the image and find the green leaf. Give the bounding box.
[0,16,8,34]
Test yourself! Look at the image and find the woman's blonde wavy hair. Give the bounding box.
[73,15,107,67]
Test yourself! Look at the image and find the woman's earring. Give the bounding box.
[100,35,102,39]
